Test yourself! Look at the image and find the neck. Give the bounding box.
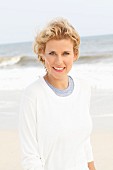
[44,74,69,90]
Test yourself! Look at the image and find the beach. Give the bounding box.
[0,88,113,170]
[0,130,21,170]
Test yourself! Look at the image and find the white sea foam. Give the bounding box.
[92,114,113,118]
[0,63,113,90]
[71,63,113,90]
[0,67,45,90]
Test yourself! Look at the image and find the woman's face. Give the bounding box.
[42,39,77,81]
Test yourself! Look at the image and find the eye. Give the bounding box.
[48,51,56,56]
[63,52,70,56]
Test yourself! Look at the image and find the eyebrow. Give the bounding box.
[47,51,56,54]
[62,51,71,52]
[48,50,71,53]
[48,50,56,53]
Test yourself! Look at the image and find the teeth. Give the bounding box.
[54,67,64,70]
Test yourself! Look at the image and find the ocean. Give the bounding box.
[0,34,113,90]
[0,34,113,128]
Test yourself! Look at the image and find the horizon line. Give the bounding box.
[0,33,113,46]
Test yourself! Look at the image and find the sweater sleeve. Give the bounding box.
[84,137,94,163]
[19,93,44,170]
[84,82,94,162]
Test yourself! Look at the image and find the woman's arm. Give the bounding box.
[84,137,94,162]
[19,94,44,170]
[84,137,96,170]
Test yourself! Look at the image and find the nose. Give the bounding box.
[55,55,63,65]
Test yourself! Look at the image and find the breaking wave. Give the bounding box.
[0,55,41,68]
[0,54,113,68]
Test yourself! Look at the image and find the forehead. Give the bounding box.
[45,39,74,51]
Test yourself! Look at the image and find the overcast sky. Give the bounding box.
[0,0,113,44]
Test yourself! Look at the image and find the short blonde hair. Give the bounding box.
[33,18,80,64]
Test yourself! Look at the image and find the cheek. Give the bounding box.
[44,58,54,67]
[66,58,74,65]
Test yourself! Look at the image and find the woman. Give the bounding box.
[19,18,96,170]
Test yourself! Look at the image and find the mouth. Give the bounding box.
[53,67,65,72]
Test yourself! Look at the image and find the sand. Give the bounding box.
[0,130,22,170]
[91,130,113,170]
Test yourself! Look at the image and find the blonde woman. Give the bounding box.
[19,18,96,170]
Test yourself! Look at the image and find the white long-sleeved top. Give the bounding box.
[19,76,94,170]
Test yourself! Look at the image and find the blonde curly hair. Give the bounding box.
[33,18,80,64]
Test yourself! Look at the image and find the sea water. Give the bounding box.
[0,34,113,90]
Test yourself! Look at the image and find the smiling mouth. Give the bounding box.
[53,67,65,72]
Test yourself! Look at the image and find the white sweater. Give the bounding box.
[19,76,94,170]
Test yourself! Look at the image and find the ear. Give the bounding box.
[41,53,45,61]
[73,50,79,61]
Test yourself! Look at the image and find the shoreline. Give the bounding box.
[0,88,113,130]
[1,115,113,130]
[1,90,113,130]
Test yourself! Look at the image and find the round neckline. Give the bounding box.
[39,75,80,100]
[44,75,74,95]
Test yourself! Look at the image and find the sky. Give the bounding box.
[0,0,113,44]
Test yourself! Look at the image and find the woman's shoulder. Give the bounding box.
[71,75,91,91]
[72,76,92,99]
[22,76,44,100]
[71,75,90,85]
